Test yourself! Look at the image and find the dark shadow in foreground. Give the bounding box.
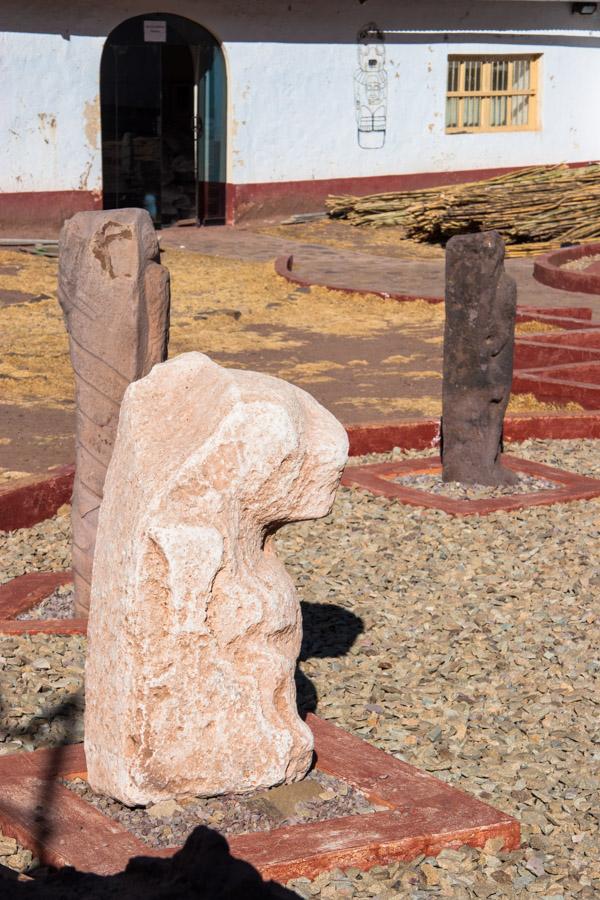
[0,824,301,898]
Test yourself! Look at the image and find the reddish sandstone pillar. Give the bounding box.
[58,209,170,616]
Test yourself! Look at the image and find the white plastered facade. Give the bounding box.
[0,1,598,197]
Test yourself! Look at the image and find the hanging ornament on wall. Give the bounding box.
[354,22,387,149]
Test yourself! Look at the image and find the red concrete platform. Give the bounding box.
[0,570,84,635]
[0,716,519,882]
[515,329,600,369]
[513,361,600,410]
[342,454,600,516]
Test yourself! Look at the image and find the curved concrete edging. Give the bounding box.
[274,254,445,304]
[275,255,599,326]
[534,243,600,296]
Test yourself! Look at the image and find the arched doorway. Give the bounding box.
[100,13,227,226]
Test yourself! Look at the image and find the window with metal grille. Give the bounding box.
[445,55,540,133]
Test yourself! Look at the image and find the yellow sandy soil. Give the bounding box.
[338,393,582,418]
[0,247,579,419]
[0,248,443,408]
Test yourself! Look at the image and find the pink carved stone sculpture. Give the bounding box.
[84,352,348,805]
[58,209,170,617]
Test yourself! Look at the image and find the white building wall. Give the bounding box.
[0,1,598,195]
[0,31,104,193]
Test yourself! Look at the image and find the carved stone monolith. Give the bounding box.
[58,209,170,617]
[442,231,517,485]
[84,352,348,805]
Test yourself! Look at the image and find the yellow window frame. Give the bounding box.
[446,54,541,134]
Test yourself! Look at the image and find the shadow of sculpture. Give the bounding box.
[2,824,301,898]
[296,601,364,716]
[0,603,362,896]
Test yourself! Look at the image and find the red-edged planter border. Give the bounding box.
[0,571,84,635]
[276,254,600,319]
[534,243,600,296]
[2,416,600,534]
[0,465,74,533]
[345,412,600,456]
[0,715,519,882]
[342,454,600,517]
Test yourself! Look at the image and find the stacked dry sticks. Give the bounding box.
[327,164,600,256]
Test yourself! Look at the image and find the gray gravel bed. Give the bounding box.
[351,437,600,477]
[1,439,599,896]
[0,507,70,585]
[65,769,378,849]
[392,471,555,499]
[0,633,84,754]
[16,584,75,620]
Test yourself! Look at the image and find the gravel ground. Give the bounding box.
[392,472,555,499]
[0,506,70,584]
[0,438,599,896]
[16,584,74,620]
[65,769,378,849]
[0,832,37,875]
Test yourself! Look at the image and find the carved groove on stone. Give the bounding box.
[58,209,170,617]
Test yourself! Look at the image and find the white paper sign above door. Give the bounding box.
[144,20,167,42]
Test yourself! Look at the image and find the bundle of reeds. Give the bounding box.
[326,164,600,251]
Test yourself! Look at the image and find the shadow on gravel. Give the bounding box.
[0,604,362,899]
[296,601,363,715]
[1,825,301,898]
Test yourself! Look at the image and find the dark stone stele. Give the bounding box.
[442,231,518,486]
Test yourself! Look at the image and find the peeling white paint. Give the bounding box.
[0,31,104,192]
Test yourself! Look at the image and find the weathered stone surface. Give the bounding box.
[58,209,170,617]
[84,352,348,805]
[442,231,517,485]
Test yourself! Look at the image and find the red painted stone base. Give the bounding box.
[513,362,600,410]
[1,416,600,532]
[0,465,74,533]
[0,717,519,881]
[342,454,600,516]
[0,571,84,635]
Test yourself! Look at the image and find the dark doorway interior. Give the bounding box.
[100,13,227,226]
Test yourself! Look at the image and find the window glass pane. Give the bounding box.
[512,59,531,90]
[463,96,481,127]
[511,94,530,126]
[447,60,459,92]
[445,97,459,127]
[490,95,507,127]
[491,59,508,92]
[464,60,481,92]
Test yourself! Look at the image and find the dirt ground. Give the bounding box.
[0,244,577,480]
[256,218,446,260]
